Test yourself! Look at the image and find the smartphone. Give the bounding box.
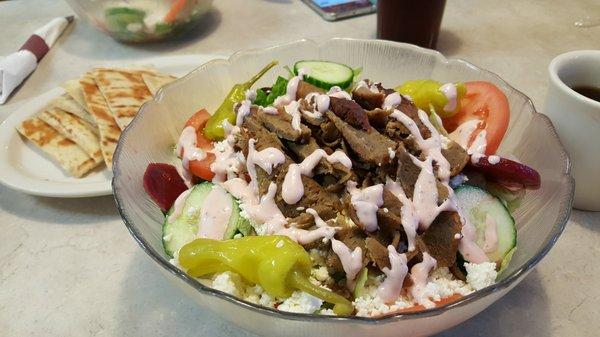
[302,0,376,21]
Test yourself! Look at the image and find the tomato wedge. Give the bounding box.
[183,109,215,180]
[443,81,510,155]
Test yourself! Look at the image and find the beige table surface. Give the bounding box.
[1,0,599,336]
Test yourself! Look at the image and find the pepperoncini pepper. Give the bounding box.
[395,79,466,118]
[203,60,278,140]
[178,235,354,316]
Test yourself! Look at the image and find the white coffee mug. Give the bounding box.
[544,50,600,211]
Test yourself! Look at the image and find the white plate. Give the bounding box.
[0,54,224,198]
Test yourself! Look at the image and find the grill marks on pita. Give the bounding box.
[16,117,100,178]
[38,107,103,164]
[80,72,121,169]
[16,68,177,177]
[93,69,154,130]
[49,94,97,127]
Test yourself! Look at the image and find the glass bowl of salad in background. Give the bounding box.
[64,0,213,43]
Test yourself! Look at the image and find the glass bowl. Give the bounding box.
[112,39,574,337]
[64,0,213,43]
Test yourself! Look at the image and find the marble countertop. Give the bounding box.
[1,1,598,336]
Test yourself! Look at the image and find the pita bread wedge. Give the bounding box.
[49,94,97,127]
[80,72,121,169]
[39,107,104,165]
[142,72,177,96]
[92,68,154,130]
[62,79,89,111]
[16,117,100,178]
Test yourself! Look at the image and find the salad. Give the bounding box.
[102,0,211,42]
[143,60,541,317]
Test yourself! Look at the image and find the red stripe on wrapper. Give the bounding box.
[19,35,49,62]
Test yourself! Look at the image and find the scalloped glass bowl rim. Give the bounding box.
[112,38,574,324]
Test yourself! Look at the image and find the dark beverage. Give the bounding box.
[377,0,446,49]
[572,85,600,102]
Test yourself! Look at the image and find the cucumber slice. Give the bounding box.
[162,182,254,256]
[163,182,214,257]
[294,60,354,90]
[455,185,517,263]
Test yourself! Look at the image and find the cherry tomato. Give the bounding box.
[443,81,510,155]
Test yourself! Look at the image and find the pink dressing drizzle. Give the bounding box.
[388,108,488,262]
[483,214,499,253]
[410,155,458,230]
[176,126,207,186]
[303,92,330,118]
[235,99,253,127]
[487,155,500,165]
[210,122,244,183]
[378,245,409,303]
[448,119,481,149]
[197,185,233,240]
[221,179,337,244]
[409,252,437,309]
[382,92,402,110]
[282,149,352,204]
[327,86,352,100]
[167,188,192,223]
[347,181,384,232]
[355,80,380,94]
[385,177,418,252]
[274,68,307,107]
[331,238,363,288]
[262,106,278,114]
[457,212,489,263]
[283,100,302,132]
[245,138,285,193]
[468,129,488,164]
[389,109,451,181]
[439,83,458,113]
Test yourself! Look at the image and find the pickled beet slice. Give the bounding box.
[470,155,541,189]
[143,163,188,212]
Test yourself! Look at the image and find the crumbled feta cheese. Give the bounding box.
[441,135,452,149]
[252,222,270,236]
[212,272,241,297]
[465,262,497,290]
[319,308,337,316]
[311,266,330,283]
[427,267,474,298]
[244,285,276,307]
[309,249,328,266]
[354,267,480,317]
[353,285,411,317]
[278,291,323,314]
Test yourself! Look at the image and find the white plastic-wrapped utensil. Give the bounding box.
[0,16,73,104]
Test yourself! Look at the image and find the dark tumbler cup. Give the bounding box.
[377,0,447,50]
